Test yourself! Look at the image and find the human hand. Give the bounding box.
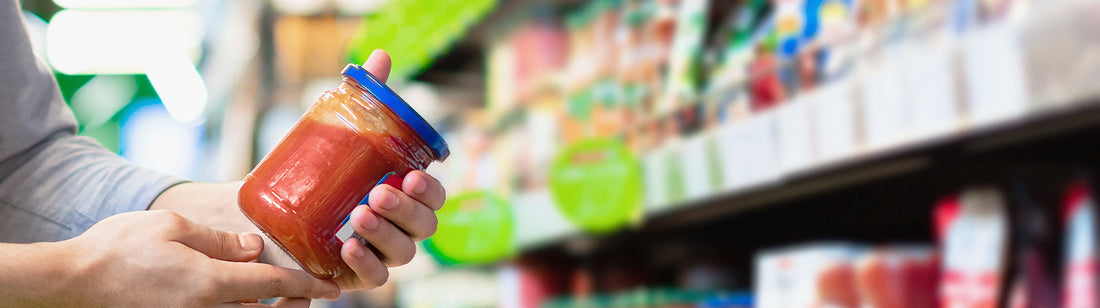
[150,182,301,273]
[52,210,339,307]
[152,169,447,291]
[149,49,448,291]
[335,168,446,289]
[300,49,445,289]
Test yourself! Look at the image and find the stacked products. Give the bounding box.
[434,0,1100,230]
[755,243,937,308]
[754,181,1099,308]
[529,179,1100,308]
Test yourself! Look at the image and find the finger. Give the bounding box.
[163,211,263,262]
[218,303,271,308]
[402,170,446,211]
[212,261,340,302]
[272,297,313,308]
[348,205,417,266]
[342,237,389,289]
[368,185,438,241]
[363,49,391,83]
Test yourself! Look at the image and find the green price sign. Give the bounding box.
[549,138,643,233]
[423,191,514,265]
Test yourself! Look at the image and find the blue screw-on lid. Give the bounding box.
[341,64,450,160]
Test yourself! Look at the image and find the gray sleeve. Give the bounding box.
[0,0,187,243]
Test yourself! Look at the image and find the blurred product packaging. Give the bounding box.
[754,242,865,308]
[1061,180,1098,308]
[755,243,939,308]
[854,246,939,308]
[937,187,1010,308]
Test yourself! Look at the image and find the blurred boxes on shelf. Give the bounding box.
[424,0,1100,264]
[755,243,940,308]
[717,111,780,192]
[754,242,867,308]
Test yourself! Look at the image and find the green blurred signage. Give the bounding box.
[345,0,497,82]
[549,139,643,233]
[423,190,514,265]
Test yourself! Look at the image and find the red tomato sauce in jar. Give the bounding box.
[239,64,448,282]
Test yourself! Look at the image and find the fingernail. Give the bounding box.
[409,174,427,195]
[325,290,341,300]
[239,233,263,252]
[374,190,397,210]
[359,207,379,230]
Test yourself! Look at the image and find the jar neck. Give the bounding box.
[339,77,440,166]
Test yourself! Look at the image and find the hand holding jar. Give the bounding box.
[239,49,449,290]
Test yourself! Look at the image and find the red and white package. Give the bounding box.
[938,187,1010,308]
[1061,181,1097,308]
[755,242,865,308]
[854,246,940,308]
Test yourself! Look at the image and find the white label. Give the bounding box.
[719,112,780,191]
[335,215,359,243]
[904,38,959,139]
[961,22,1029,126]
[643,151,668,210]
[746,112,781,185]
[861,59,909,150]
[681,134,715,200]
[776,98,815,173]
[662,146,687,204]
[812,81,858,163]
[718,121,749,190]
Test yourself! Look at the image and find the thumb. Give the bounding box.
[272,297,313,308]
[174,222,265,262]
[363,49,391,83]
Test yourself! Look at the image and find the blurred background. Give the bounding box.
[15,0,1100,307]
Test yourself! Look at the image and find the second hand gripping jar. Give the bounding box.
[238,64,449,282]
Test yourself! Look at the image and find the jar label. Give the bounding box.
[335,172,402,244]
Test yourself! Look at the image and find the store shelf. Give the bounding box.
[389,0,1100,306]
[519,97,1100,257]
[470,1,1100,260]
[662,99,1100,222]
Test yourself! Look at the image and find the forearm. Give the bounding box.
[0,242,73,307]
[0,136,186,243]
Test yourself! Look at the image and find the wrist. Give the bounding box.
[0,241,80,307]
[50,238,94,306]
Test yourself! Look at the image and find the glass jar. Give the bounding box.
[239,64,449,280]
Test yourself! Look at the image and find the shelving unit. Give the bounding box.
[401,0,1100,307]
[503,104,1100,306]
[521,95,1100,251]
